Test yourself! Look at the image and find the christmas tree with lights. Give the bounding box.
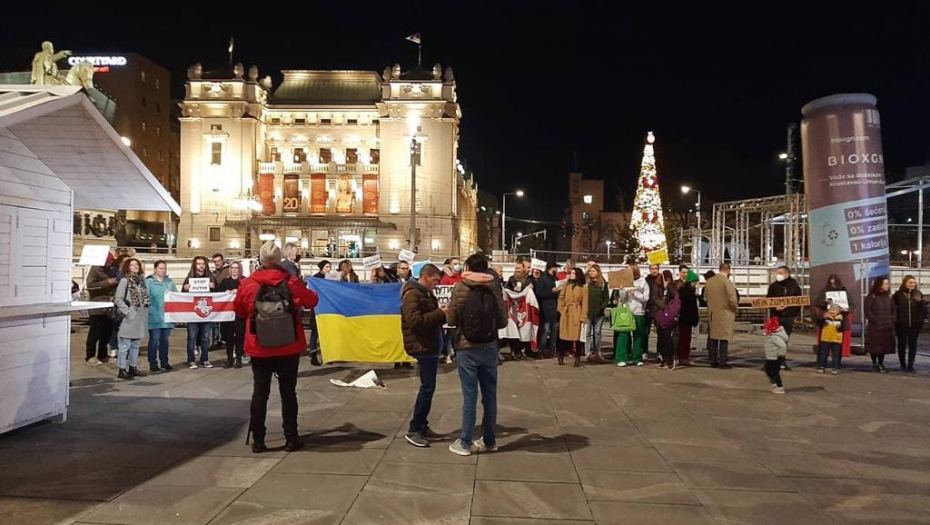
[629,131,668,261]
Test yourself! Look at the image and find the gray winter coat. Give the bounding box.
[764,327,788,360]
[115,278,149,339]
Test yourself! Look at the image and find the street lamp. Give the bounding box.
[502,190,525,252]
[407,112,423,251]
[901,250,917,267]
[779,152,789,160]
[606,240,613,260]
[681,185,702,230]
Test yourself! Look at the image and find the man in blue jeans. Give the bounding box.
[446,253,508,456]
[400,264,448,447]
[182,255,217,369]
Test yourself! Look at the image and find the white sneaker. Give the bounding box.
[202,362,214,369]
[636,362,644,367]
[449,439,472,457]
[85,357,102,366]
[474,438,498,452]
[189,362,198,369]
[772,387,786,394]
[108,349,117,358]
[617,362,628,367]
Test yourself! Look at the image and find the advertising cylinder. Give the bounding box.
[801,93,890,314]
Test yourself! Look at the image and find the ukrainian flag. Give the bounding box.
[306,278,413,363]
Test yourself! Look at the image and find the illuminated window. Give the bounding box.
[155,78,160,90]
[142,146,148,158]
[141,121,146,132]
[155,126,161,137]
[370,149,380,165]
[346,148,358,164]
[293,148,307,163]
[583,194,593,204]
[319,148,332,163]
[141,70,146,83]
[582,212,590,220]
[211,142,222,165]
[157,150,163,161]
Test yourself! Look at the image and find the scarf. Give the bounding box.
[126,273,151,308]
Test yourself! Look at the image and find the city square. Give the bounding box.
[1,4,929,525]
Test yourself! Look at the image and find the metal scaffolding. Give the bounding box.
[709,194,806,267]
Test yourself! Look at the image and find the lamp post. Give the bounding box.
[901,250,917,268]
[606,240,613,261]
[681,185,701,229]
[502,189,524,252]
[233,190,263,256]
[407,112,422,251]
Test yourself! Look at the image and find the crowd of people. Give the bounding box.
[82,246,927,453]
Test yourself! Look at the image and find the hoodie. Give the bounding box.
[446,271,507,350]
[234,265,319,358]
[764,325,789,360]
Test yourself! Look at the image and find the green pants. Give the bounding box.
[615,315,647,363]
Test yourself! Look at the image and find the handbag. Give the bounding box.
[611,303,636,332]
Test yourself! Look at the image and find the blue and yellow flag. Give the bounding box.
[306,279,413,363]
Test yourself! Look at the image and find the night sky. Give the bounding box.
[3,3,928,221]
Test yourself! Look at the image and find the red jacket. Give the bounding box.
[440,273,462,286]
[234,266,319,358]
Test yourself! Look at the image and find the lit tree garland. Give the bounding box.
[629,131,668,260]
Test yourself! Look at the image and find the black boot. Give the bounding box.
[128,366,146,378]
[117,368,133,380]
[251,439,268,453]
[285,436,304,452]
[573,353,582,367]
[557,354,565,366]
[234,357,242,369]
[310,352,322,367]
[223,359,234,369]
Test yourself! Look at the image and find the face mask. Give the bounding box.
[776,274,786,282]
[453,264,462,273]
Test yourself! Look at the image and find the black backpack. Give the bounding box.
[460,284,499,344]
[251,278,297,347]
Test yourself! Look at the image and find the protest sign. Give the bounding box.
[750,296,811,309]
[188,278,211,293]
[77,245,110,267]
[398,249,416,263]
[363,254,382,271]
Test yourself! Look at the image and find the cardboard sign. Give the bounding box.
[825,291,850,309]
[555,279,568,289]
[363,254,382,271]
[530,258,548,272]
[750,296,811,309]
[647,249,669,265]
[433,285,454,307]
[398,249,416,263]
[188,278,211,293]
[78,245,111,267]
[608,268,635,289]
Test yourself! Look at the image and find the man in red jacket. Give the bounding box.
[235,241,319,453]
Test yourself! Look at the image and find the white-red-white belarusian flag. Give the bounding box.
[406,32,421,44]
[164,292,236,323]
[499,287,540,347]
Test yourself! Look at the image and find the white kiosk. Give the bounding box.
[0,85,180,434]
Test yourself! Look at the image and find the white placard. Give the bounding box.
[398,249,416,263]
[325,270,341,280]
[363,254,382,271]
[78,245,111,266]
[188,277,211,293]
[531,258,548,272]
[555,279,568,289]
[825,291,849,309]
[433,285,455,307]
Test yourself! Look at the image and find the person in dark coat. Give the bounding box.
[644,264,661,359]
[766,265,804,370]
[84,253,119,365]
[892,275,927,372]
[401,264,448,447]
[865,277,896,370]
[535,262,561,358]
[676,267,700,365]
[307,260,331,366]
[217,261,245,369]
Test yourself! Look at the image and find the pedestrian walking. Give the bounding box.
[762,316,787,394]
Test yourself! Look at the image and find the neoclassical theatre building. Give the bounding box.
[177,61,478,259]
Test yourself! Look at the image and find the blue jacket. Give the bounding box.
[146,275,178,329]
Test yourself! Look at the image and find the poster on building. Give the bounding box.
[801,94,890,309]
[283,174,300,212]
[335,174,354,214]
[310,173,327,214]
[363,174,379,215]
[258,173,275,215]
